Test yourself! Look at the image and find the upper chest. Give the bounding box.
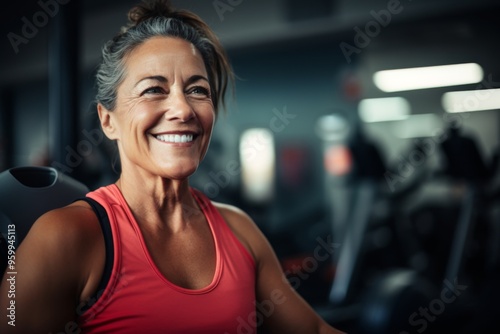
[138,217,217,290]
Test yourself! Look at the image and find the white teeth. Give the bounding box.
[156,134,194,143]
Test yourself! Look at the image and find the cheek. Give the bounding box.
[199,109,215,154]
[201,106,215,130]
[203,113,215,141]
[122,104,159,136]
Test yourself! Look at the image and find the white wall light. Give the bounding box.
[374,63,484,92]
[442,88,500,113]
[239,128,275,203]
[358,97,410,123]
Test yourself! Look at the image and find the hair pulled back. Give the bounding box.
[96,0,233,115]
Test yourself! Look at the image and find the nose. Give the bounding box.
[165,89,195,122]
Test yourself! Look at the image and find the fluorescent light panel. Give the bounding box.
[374,63,484,92]
[358,97,410,123]
[442,88,500,113]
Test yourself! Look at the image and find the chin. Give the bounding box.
[157,165,198,180]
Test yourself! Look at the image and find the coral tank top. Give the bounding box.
[78,184,256,334]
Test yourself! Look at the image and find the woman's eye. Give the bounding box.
[189,86,211,97]
[141,86,165,95]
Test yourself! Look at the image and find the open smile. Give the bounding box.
[155,133,195,143]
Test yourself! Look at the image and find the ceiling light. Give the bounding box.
[442,88,500,113]
[374,63,483,92]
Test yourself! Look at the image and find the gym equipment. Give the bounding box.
[324,177,439,333]
[357,269,437,334]
[314,113,487,333]
[0,166,89,274]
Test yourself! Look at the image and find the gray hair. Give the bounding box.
[96,16,230,113]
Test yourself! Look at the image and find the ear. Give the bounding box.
[97,103,118,140]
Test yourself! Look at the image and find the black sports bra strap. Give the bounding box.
[77,197,114,313]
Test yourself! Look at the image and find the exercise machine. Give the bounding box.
[0,166,88,274]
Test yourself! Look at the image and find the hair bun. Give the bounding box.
[128,0,175,26]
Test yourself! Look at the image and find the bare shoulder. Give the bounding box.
[0,200,105,333]
[16,200,104,283]
[212,201,258,235]
[26,200,101,247]
[212,202,252,225]
[212,201,268,263]
[19,200,105,291]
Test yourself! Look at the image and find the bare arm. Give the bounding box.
[216,204,346,334]
[0,203,104,333]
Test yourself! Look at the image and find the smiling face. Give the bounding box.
[98,36,215,180]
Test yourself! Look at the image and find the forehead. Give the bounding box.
[123,36,206,77]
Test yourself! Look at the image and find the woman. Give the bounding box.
[0,1,345,333]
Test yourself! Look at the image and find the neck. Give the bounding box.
[115,171,201,233]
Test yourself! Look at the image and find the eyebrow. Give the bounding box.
[186,75,210,86]
[134,74,209,87]
[134,75,167,87]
